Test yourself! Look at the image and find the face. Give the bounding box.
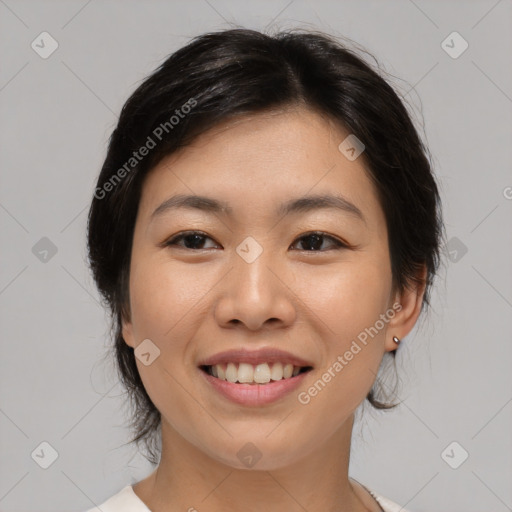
[122,107,419,470]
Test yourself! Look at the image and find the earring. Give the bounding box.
[392,336,401,344]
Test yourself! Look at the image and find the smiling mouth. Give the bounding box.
[200,362,313,385]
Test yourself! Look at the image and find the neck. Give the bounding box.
[133,413,377,512]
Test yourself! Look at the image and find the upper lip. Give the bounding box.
[198,348,314,368]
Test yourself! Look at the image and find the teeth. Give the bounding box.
[270,362,283,381]
[208,362,305,384]
[225,362,238,383]
[237,363,254,383]
[254,363,271,384]
[283,363,293,379]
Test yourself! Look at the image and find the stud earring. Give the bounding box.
[392,336,401,344]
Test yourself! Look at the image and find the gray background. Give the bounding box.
[1,1,511,511]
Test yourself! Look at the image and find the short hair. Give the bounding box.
[87,28,444,464]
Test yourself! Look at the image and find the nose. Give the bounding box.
[214,247,296,332]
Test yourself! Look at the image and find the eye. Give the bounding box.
[290,231,348,251]
[164,231,220,250]
[163,230,349,252]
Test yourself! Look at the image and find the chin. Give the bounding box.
[202,434,316,472]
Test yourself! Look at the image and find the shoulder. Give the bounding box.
[366,487,410,512]
[80,483,407,512]
[82,485,151,512]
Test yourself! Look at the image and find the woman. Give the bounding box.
[85,27,443,512]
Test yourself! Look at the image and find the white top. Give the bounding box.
[83,484,409,512]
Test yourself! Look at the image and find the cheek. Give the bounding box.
[292,255,392,408]
[128,257,210,338]
[294,256,392,342]
[126,259,204,432]
[127,257,213,407]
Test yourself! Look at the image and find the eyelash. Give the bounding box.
[163,230,350,252]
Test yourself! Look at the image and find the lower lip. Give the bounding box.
[199,368,311,406]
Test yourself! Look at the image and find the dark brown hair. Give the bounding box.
[87,28,444,464]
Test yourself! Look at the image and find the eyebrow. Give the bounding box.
[150,193,365,223]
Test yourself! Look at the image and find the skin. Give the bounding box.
[122,107,426,512]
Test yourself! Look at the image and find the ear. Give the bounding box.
[121,313,136,349]
[384,265,427,353]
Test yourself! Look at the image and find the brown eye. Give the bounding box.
[291,232,347,251]
[164,230,348,252]
[164,231,220,250]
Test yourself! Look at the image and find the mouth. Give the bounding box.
[197,348,315,405]
[200,362,313,385]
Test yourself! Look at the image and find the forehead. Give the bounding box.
[138,107,384,228]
